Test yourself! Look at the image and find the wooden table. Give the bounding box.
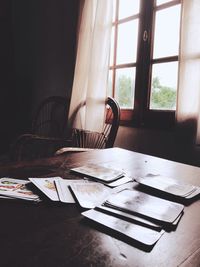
[0,147,200,267]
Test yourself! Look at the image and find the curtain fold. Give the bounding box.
[176,0,200,145]
[68,0,113,132]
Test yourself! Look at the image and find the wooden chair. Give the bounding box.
[55,96,120,155]
[10,96,71,161]
[10,96,120,160]
[31,96,69,138]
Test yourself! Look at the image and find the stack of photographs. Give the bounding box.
[0,177,41,202]
[82,188,184,248]
[101,189,184,226]
[135,175,200,200]
[70,163,133,187]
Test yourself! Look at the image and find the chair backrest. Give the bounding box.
[32,96,70,138]
[105,96,121,148]
[71,97,120,149]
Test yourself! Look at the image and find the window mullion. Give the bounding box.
[134,0,154,126]
[112,0,119,98]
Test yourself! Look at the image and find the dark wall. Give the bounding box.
[0,0,79,154]
[116,125,200,167]
[0,0,15,153]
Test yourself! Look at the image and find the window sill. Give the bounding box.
[119,109,176,130]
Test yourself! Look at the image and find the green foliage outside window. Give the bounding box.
[115,75,176,110]
[150,77,176,110]
[116,75,133,108]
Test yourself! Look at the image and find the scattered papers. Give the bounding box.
[82,209,165,247]
[28,177,113,206]
[0,178,40,202]
[3,163,199,250]
[135,175,200,199]
[29,177,61,201]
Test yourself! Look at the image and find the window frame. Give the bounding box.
[109,0,181,130]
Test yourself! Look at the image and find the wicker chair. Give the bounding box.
[10,96,120,160]
[10,96,70,161]
[55,96,120,155]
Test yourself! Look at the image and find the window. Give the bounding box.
[109,0,181,128]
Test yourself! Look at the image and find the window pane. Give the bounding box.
[115,68,135,108]
[156,0,175,5]
[153,5,181,58]
[112,0,116,22]
[117,20,138,64]
[110,27,115,66]
[150,62,178,110]
[108,70,113,96]
[119,0,140,19]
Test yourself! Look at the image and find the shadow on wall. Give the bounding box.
[115,119,200,167]
[0,0,79,155]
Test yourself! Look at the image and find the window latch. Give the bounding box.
[143,30,148,42]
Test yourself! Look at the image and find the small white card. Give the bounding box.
[82,209,165,247]
[29,177,61,201]
[70,182,112,209]
[55,179,89,203]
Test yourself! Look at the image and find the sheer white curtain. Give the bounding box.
[68,0,113,132]
[176,0,200,144]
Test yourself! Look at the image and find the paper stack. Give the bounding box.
[82,187,184,247]
[135,175,200,200]
[71,163,133,187]
[0,177,41,202]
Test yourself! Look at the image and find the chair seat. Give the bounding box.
[55,147,95,155]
